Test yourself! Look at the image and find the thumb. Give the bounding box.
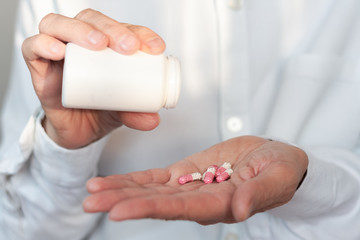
[118,112,160,131]
[231,164,298,222]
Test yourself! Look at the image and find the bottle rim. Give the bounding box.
[164,55,181,109]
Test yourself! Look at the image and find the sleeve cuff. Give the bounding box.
[31,111,109,187]
[268,146,360,220]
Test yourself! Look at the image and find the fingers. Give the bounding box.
[75,8,165,54]
[74,9,139,54]
[107,189,228,223]
[84,176,179,213]
[128,25,166,54]
[108,193,193,221]
[87,169,170,193]
[84,187,161,213]
[86,177,137,193]
[83,190,130,213]
[27,9,165,62]
[22,34,66,62]
[22,34,65,105]
[39,13,108,50]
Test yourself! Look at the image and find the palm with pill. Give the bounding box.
[83,136,308,224]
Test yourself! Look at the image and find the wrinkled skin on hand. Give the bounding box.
[22,9,165,149]
[83,136,308,225]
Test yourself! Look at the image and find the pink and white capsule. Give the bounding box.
[215,162,232,177]
[216,169,234,183]
[178,172,202,185]
[202,165,218,184]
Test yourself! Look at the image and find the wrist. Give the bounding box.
[41,115,91,149]
[42,115,63,147]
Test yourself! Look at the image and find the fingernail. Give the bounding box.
[146,37,164,49]
[88,30,106,45]
[118,35,138,52]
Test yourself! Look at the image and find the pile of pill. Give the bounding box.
[178,162,233,185]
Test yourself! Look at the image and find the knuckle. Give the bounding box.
[129,25,160,39]
[129,25,152,33]
[21,36,36,59]
[100,22,117,34]
[39,13,57,32]
[75,8,98,21]
[97,18,123,34]
[21,39,28,56]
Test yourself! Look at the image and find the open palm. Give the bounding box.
[83,136,308,224]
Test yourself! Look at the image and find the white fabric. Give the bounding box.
[1,0,360,239]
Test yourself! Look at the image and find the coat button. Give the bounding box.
[228,0,242,10]
[226,117,243,133]
[224,232,239,240]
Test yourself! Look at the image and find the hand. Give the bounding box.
[83,136,308,225]
[22,9,166,149]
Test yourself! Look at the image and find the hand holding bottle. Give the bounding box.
[22,9,166,149]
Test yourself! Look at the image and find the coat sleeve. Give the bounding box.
[0,1,108,239]
[1,111,108,240]
[266,146,360,239]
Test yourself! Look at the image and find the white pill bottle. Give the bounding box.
[62,43,181,112]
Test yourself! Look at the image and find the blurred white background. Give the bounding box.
[0,0,19,139]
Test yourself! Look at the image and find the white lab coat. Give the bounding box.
[1,0,360,239]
